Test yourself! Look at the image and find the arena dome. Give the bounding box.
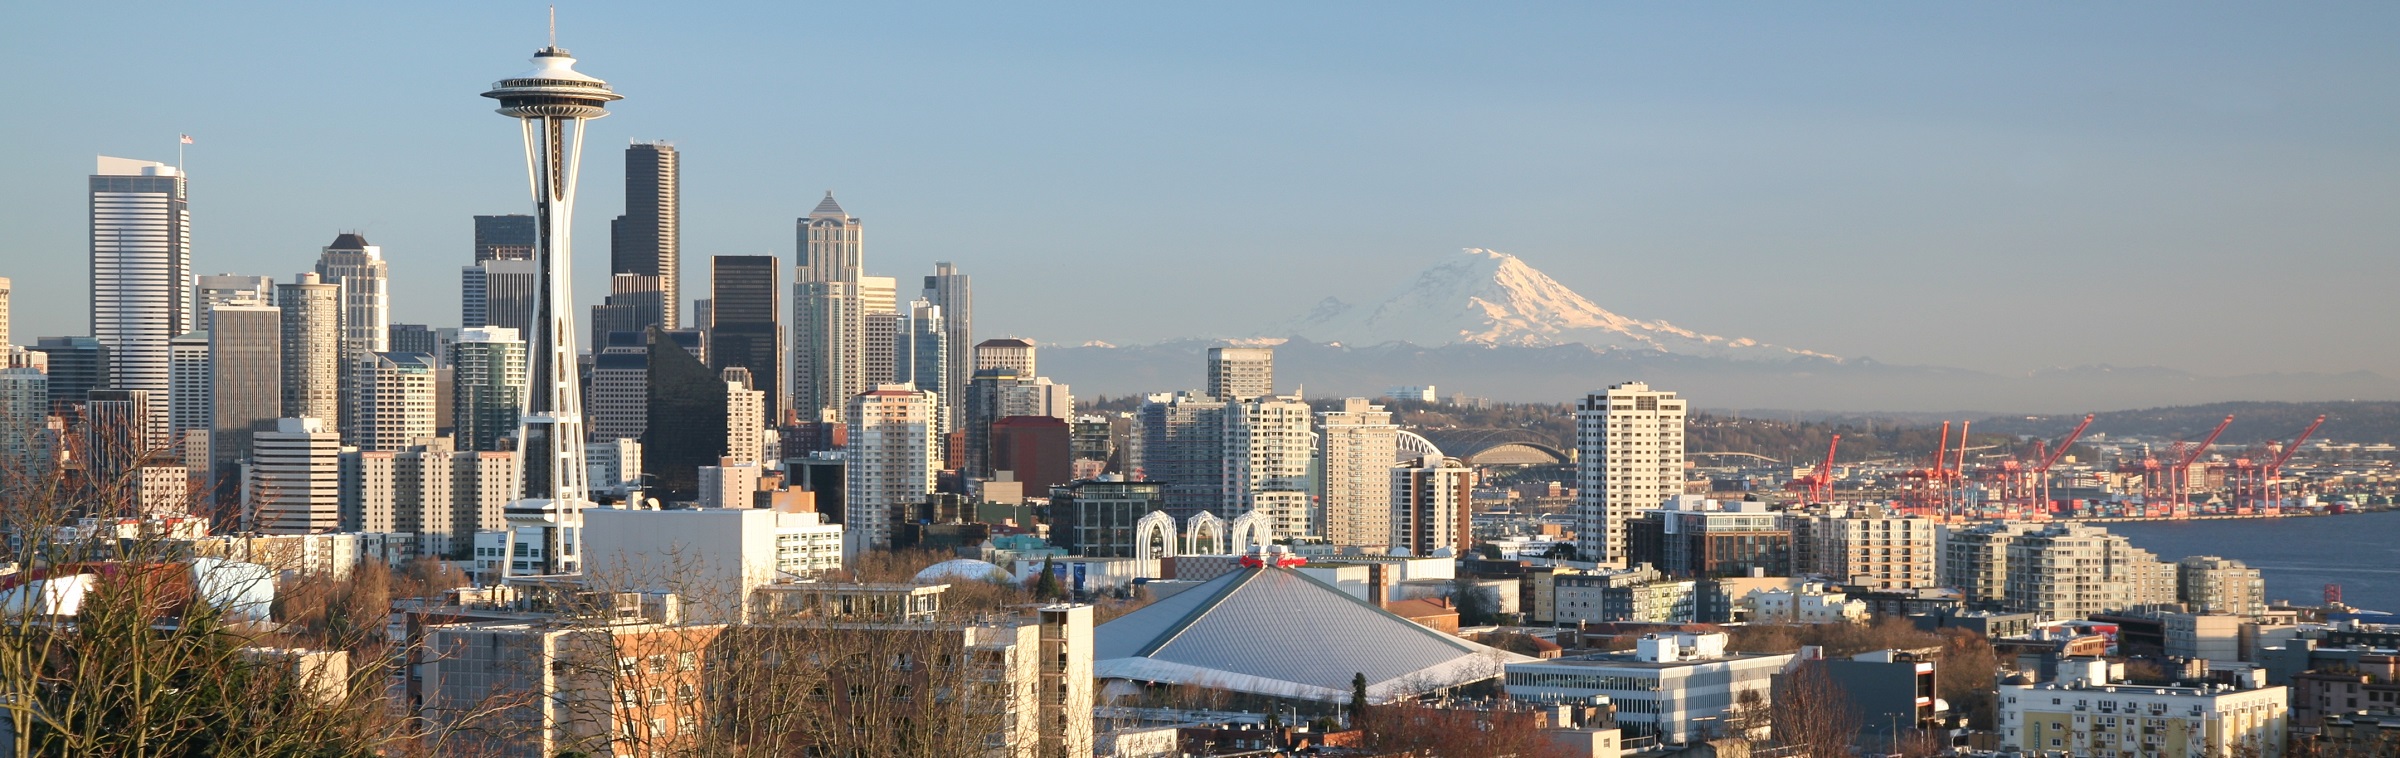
[913,558,1015,585]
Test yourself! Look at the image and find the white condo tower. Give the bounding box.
[482,40,620,576]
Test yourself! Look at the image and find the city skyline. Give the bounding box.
[1,4,2395,381]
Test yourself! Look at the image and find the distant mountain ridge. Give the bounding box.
[1270,248,1831,359]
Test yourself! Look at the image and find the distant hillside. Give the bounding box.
[1042,339,2400,414]
[1973,402,2400,446]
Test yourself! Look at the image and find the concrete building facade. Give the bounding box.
[1574,382,1686,564]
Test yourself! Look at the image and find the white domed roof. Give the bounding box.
[913,559,1014,585]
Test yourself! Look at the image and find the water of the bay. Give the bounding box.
[2103,509,2400,613]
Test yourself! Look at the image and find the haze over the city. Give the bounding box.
[3,2,2395,379]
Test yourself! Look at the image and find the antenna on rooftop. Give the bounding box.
[548,5,557,47]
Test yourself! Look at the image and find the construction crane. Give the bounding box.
[1949,420,1971,518]
[2169,415,2235,515]
[2261,415,2327,512]
[1785,434,1841,503]
[2030,414,2096,517]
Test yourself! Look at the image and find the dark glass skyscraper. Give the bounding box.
[922,262,972,427]
[709,255,782,423]
[641,327,726,503]
[609,142,679,330]
[472,214,536,262]
[29,337,108,413]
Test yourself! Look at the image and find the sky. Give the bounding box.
[2,2,2395,378]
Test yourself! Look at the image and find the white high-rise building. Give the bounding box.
[859,275,898,386]
[1792,505,1939,590]
[1206,346,1274,401]
[1574,382,1687,564]
[793,193,865,422]
[1225,394,1314,540]
[0,276,10,347]
[1392,455,1472,557]
[723,367,765,465]
[975,338,1037,376]
[91,156,192,443]
[276,273,343,427]
[314,233,390,357]
[844,385,938,559]
[2003,522,2176,619]
[244,416,342,534]
[349,352,437,452]
[1939,521,2044,605]
[0,366,48,489]
[1315,397,1397,548]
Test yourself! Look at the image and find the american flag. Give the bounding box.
[179,134,193,144]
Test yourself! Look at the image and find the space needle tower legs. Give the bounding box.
[482,40,621,578]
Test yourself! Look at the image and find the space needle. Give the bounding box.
[483,31,620,577]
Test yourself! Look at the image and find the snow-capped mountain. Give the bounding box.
[1273,248,1833,360]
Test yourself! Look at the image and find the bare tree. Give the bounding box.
[1770,662,1861,758]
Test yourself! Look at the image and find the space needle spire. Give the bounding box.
[482,31,620,577]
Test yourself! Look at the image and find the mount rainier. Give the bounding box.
[1270,248,1830,359]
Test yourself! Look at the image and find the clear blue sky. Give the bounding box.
[3,2,2394,376]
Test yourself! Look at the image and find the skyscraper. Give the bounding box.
[483,43,619,575]
[464,259,539,333]
[29,337,107,414]
[1574,381,1687,564]
[640,327,726,503]
[315,233,390,357]
[1316,397,1398,548]
[1225,394,1313,539]
[900,298,948,409]
[722,367,765,466]
[91,156,191,443]
[1137,391,1227,521]
[0,365,47,494]
[845,385,938,558]
[168,331,210,456]
[473,214,536,262]
[0,276,11,347]
[710,255,783,423]
[793,193,864,422]
[208,303,283,492]
[975,338,1036,376]
[276,273,343,427]
[452,327,526,453]
[82,389,153,484]
[610,141,678,330]
[351,352,437,452]
[859,275,898,386]
[1392,455,1472,557]
[243,416,341,534]
[922,262,972,428]
[192,274,275,333]
[589,273,663,346]
[1206,346,1274,401]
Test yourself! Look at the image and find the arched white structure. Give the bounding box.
[1185,511,1227,556]
[1395,430,1444,463]
[1134,511,1178,568]
[1227,510,1274,555]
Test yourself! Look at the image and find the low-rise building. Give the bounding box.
[1504,632,1794,744]
[1998,659,2288,758]
[1741,581,1867,624]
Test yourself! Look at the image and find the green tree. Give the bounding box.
[1033,556,1064,600]
[1350,672,1369,724]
